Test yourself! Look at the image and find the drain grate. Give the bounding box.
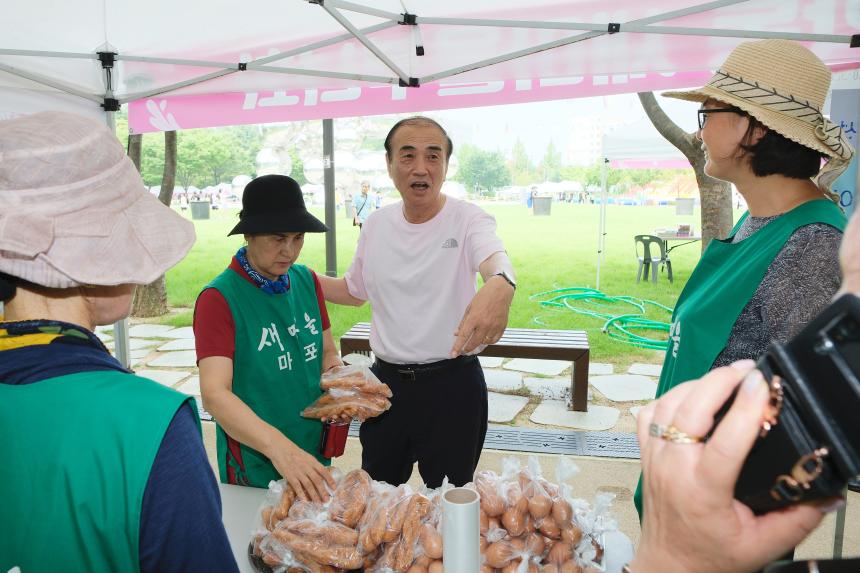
[348,422,639,459]
[195,414,637,459]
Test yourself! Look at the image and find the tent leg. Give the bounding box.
[104,94,130,368]
[596,156,608,290]
[323,118,338,277]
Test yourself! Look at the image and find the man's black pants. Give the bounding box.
[359,355,488,488]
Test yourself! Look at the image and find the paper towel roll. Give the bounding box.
[442,487,480,573]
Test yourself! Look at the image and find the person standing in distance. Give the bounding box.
[352,180,373,230]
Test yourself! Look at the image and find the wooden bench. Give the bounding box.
[339,323,591,411]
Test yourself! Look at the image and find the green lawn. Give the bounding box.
[163,203,733,368]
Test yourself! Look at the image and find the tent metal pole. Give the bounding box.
[248,65,398,84]
[96,50,131,369]
[624,25,850,43]
[323,119,338,278]
[316,0,400,21]
[117,24,401,105]
[420,31,602,84]
[319,3,411,85]
[119,69,236,104]
[419,0,755,88]
[416,0,748,30]
[117,55,236,68]
[416,17,606,31]
[0,48,96,59]
[0,62,101,103]
[251,21,397,67]
[597,156,608,291]
[118,22,399,71]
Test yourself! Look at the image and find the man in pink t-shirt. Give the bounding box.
[319,117,516,487]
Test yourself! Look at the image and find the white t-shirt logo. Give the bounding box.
[441,238,459,248]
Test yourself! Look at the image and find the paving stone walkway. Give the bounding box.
[107,323,661,434]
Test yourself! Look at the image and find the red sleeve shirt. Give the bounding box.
[193,258,332,361]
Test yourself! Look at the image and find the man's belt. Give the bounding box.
[373,355,477,382]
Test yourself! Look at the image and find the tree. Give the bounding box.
[132,131,177,318]
[539,141,563,182]
[453,144,511,193]
[288,147,307,185]
[509,139,538,185]
[127,133,142,172]
[137,126,263,189]
[638,92,732,250]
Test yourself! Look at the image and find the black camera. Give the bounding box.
[712,294,860,514]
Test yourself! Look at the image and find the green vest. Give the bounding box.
[635,199,845,517]
[0,370,193,572]
[205,264,326,488]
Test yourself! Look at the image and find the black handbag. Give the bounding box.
[711,293,860,514]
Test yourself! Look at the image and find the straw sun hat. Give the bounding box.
[663,39,854,191]
[0,111,195,289]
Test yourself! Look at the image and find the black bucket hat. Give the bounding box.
[228,174,328,236]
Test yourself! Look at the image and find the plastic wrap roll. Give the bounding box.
[441,487,480,573]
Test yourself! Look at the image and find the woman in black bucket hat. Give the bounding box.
[193,174,343,500]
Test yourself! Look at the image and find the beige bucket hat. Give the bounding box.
[663,39,854,190]
[0,111,195,288]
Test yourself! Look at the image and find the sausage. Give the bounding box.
[419,523,443,560]
[328,468,373,528]
[484,540,517,568]
[383,494,414,542]
[357,494,383,552]
[272,485,297,522]
[551,499,572,528]
[281,518,359,546]
[391,495,431,571]
[320,368,393,397]
[475,472,505,517]
[537,517,561,540]
[270,529,363,569]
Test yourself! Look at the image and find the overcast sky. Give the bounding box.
[432,91,699,163]
[430,66,860,163]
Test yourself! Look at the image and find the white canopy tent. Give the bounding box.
[2,0,858,364]
[2,0,857,124]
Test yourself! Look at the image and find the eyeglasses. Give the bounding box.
[697,106,744,130]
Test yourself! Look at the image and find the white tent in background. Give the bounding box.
[603,117,690,170]
[2,0,857,364]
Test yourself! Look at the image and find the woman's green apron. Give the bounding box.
[205,263,327,488]
[0,371,192,572]
[634,199,845,517]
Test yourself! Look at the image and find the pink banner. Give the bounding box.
[128,71,714,133]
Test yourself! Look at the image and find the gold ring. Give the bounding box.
[660,424,705,444]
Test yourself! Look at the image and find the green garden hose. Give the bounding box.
[529,287,673,350]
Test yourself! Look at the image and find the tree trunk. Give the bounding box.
[637,92,733,250]
[127,133,142,172]
[158,131,177,207]
[132,131,177,318]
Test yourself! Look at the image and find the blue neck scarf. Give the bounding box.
[236,246,290,294]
